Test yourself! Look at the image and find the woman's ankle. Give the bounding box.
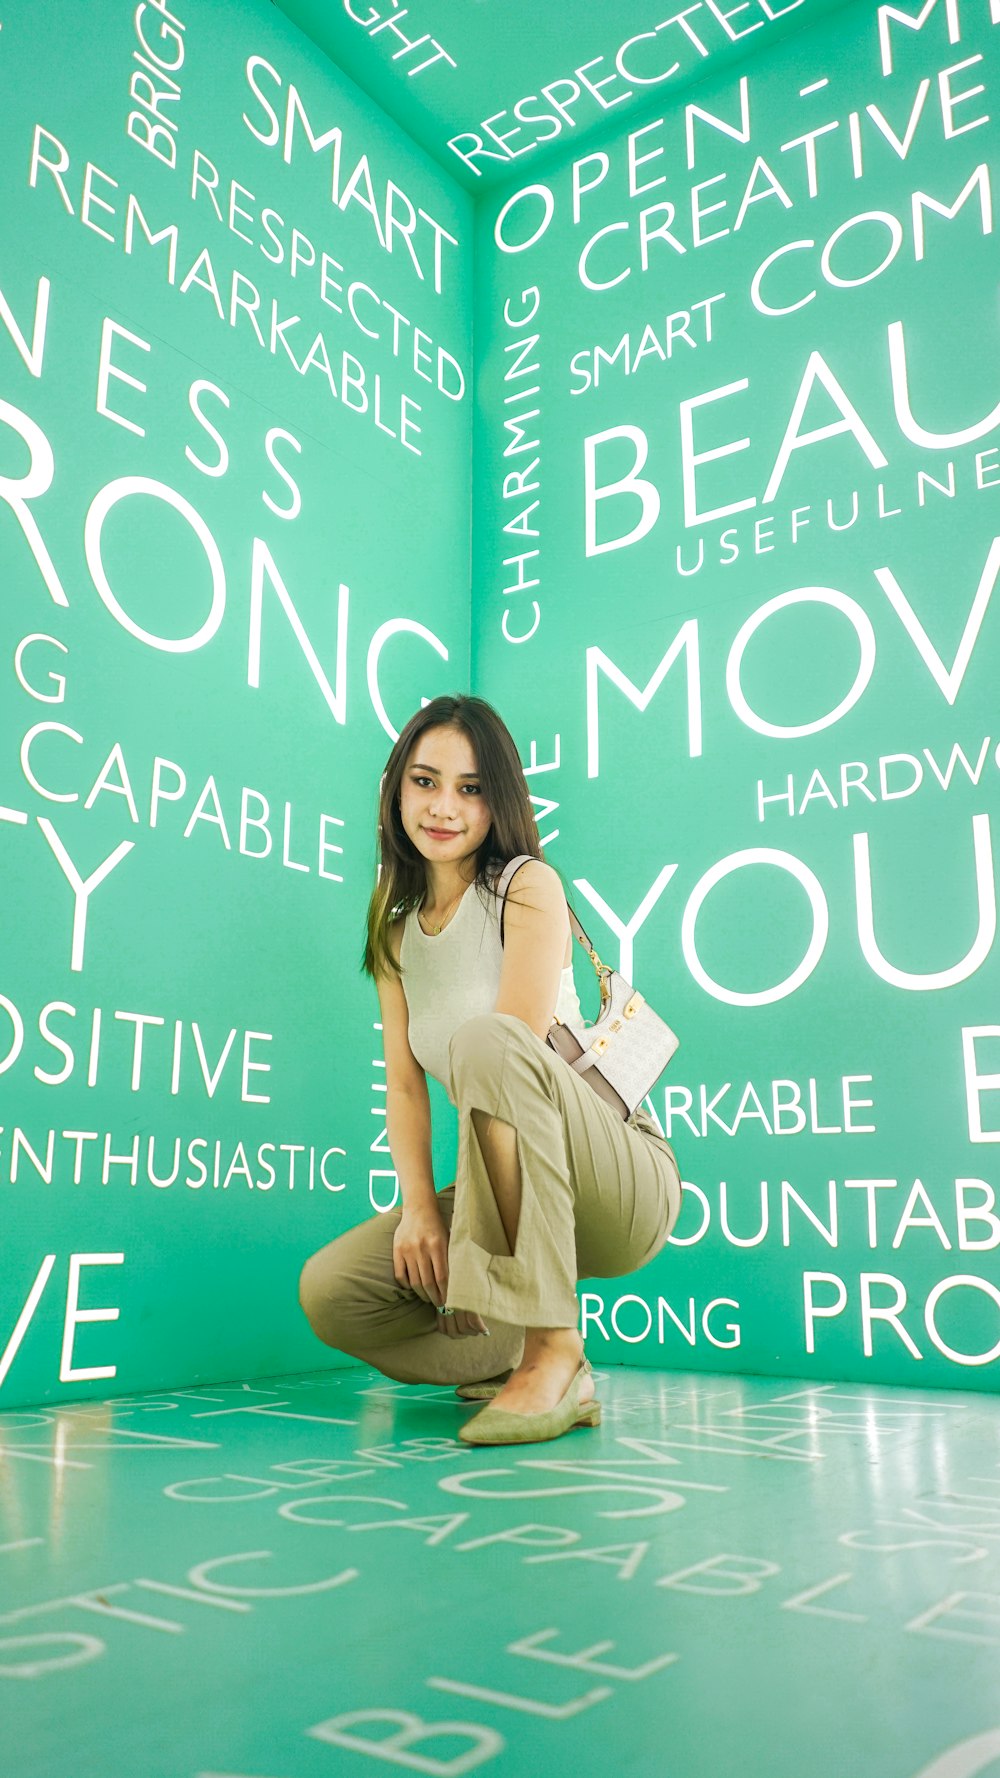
[520,1326,582,1368]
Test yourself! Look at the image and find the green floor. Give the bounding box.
[3,1364,1000,1778]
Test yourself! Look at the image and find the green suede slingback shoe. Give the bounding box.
[457,1359,600,1447]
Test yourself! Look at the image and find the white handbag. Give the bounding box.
[496,855,680,1120]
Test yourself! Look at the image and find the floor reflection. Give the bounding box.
[2,1363,999,1777]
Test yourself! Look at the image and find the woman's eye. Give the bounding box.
[410,776,480,794]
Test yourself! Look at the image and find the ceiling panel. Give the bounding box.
[269,0,855,189]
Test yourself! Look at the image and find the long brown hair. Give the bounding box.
[362,694,549,982]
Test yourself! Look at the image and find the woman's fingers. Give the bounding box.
[442,1309,489,1338]
[392,1222,456,1314]
[420,1229,449,1306]
[393,1232,441,1304]
[391,1231,412,1294]
[416,1250,444,1308]
[431,1244,449,1305]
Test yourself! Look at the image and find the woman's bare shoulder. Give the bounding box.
[504,857,564,902]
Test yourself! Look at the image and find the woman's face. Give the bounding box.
[398,724,493,872]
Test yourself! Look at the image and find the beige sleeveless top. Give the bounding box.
[399,873,587,1105]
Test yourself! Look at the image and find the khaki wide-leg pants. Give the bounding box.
[298,1011,682,1386]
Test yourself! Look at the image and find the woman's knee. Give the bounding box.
[298,1245,360,1351]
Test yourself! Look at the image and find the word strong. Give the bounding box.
[0,279,449,739]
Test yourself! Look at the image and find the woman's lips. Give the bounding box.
[424,828,459,839]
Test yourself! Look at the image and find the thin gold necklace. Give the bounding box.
[421,885,467,935]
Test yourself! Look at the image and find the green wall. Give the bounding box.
[2,0,998,1405]
[473,0,1000,1388]
[0,0,472,1408]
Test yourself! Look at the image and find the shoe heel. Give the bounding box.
[577,1401,602,1428]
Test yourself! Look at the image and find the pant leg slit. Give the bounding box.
[445,1012,681,1329]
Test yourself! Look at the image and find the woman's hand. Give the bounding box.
[393,1202,450,1307]
[392,1203,488,1336]
[442,1308,489,1339]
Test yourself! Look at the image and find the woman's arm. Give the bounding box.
[494,859,571,1039]
[377,925,436,1210]
[375,919,448,1305]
